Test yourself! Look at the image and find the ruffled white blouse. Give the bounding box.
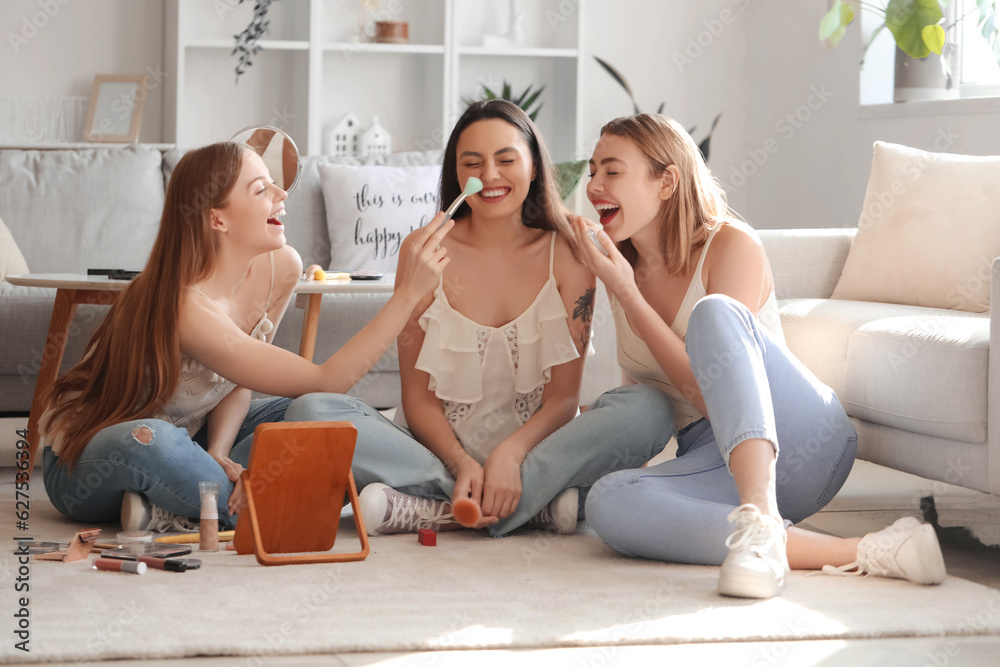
[397,232,591,464]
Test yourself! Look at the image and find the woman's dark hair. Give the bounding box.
[440,99,572,239]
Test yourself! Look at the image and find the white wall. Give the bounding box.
[3,0,997,230]
[0,1,747,196]
[738,1,1000,230]
[582,0,749,213]
[1,0,165,144]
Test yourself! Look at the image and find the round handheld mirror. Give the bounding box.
[230,125,302,195]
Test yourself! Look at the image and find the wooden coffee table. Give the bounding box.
[6,272,396,478]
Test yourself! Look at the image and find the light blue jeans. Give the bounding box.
[291,387,670,537]
[42,396,328,529]
[585,294,858,566]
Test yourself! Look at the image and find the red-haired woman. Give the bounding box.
[41,142,453,532]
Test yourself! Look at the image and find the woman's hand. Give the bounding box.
[212,455,246,515]
[395,213,455,306]
[570,215,639,303]
[450,455,498,528]
[482,447,524,520]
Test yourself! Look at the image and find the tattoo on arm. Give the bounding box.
[572,287,595,349]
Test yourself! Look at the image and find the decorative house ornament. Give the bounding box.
[359,116,391,157]
[326,112,361,157]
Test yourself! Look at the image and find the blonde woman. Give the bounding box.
[573,114,946,598]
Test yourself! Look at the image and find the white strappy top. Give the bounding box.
[44,254,277,455]
[610,222,784,433]
[160,252,277,438]
[396,232,591,464]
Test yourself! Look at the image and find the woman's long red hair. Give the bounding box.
[44,142,246,469]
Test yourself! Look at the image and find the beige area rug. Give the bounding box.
[2,473,999,664]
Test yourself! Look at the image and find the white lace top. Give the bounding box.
[396,233,591,464]
[610,222,784,432]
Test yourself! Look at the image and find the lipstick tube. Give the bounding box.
[93,557,146,574]
[199,481,220,552]
[138,555,188,572]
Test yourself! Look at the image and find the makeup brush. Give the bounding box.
[435,177,483,232]
[452,497,482,528]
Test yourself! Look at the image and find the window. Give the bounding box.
[858,0,1000,112]
[958,0,1000,94]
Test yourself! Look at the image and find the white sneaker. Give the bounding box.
[358,483,457,536]
[821,516,946,585]
[120,491,199,534]
[718,504,789,599]
[526,488,579,534]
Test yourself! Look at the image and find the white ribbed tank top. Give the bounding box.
[609,222,784,432]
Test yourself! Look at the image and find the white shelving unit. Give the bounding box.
[165,0,585,162]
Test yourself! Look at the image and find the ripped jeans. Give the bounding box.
[42,397,297,529]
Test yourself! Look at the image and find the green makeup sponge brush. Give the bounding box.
[436,177,483,231]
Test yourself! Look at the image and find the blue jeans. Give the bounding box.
[43,396,302,529]
[585,294,858,565]
[290,387,669,537]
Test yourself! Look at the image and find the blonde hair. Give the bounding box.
[601,114,731,275]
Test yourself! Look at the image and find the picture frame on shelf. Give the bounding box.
[83,74,149,143]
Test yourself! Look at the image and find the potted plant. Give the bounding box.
[232,0,275,83]
[461,82,587,201]
[593,56,722,162]
[820,0,1000,101]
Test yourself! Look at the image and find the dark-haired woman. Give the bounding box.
[307,100,662,537]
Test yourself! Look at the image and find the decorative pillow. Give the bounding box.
[318,163,442,273]
[832,141,1000,313]
[0,215,29,281]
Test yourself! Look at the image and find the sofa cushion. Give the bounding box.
[832,141,1000,313]
[164,149,444,271]
[0,146,164,273]
[0,215,29,281]
[781,298,988,444]
[319,163,442,273]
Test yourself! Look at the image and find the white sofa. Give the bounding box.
[759,228,998,497]
[4,146,995,500]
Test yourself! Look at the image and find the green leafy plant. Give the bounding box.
[233,0,276,83]
[820,0,1000,65]
[461,81,590,200]
[555,160,588,202]
[593,56,722,162]
[463,81,545,121]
